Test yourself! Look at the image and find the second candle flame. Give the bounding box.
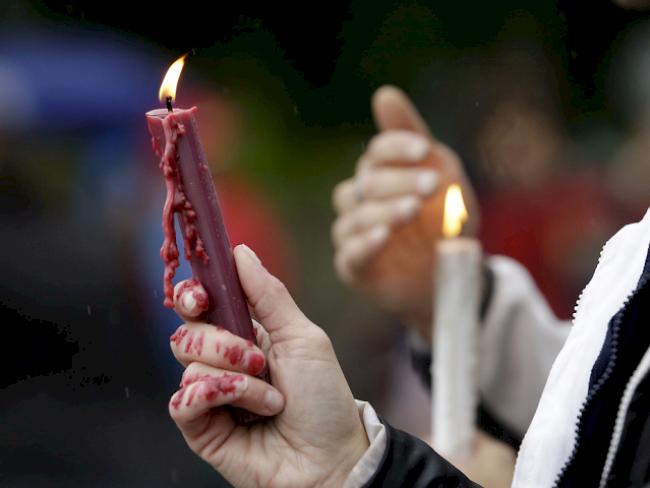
[442,184,468,238]
[159,54,187,103]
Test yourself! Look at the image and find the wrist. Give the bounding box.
[320,423,370,488]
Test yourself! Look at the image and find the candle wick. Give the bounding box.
[166,96,174,113]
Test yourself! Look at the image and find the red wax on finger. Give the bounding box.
[194,331,204,356]
[224,345,244,366]
[174,279,209,317]
[146,107,255,343]
[184,330,195,353]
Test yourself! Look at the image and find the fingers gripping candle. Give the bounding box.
[146,57,267,422]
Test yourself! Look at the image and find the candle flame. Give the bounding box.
[442,184,468,238]
[158,54,187,103]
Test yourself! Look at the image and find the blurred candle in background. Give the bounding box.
[432,184,481,461]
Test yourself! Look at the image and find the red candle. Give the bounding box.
[146,106,256,343]
[147,57,266,423]
[146,56,261,350]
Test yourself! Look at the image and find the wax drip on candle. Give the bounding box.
[152,114,209,308]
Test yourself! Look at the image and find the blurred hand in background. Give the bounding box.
[332,86,478,338]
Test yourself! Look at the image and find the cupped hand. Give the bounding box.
[168,244,369,488]
[332,86,478,337]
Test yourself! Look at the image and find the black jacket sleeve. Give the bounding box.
[361,420,483,487]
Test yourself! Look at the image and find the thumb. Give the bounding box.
[233,244,306,334]
[372,85,432,138]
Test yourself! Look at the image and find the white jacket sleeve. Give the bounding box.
[478,255,569,436]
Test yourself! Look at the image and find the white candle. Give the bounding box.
[432,184,481,461]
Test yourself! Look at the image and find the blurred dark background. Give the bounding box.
[1,0,649,486]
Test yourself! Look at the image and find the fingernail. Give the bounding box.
[181,293,199,317]
[367,226,389,245]
[174,280,209,317]
[416,172,438,195]
[405,137,429,160]
[264,389,284,412]
[396,196,420,219]
[238,244,262,265]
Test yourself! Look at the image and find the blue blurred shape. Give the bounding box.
[0,26,165,130]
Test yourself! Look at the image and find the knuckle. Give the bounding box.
[366,134,382,156]
[168,404,178,420]
[168,392,183,418]
[334,252,354,284]
[331,218,345,245]
[432,143,458,169]
[169,324,187,349]
[332,179,351,211]
[357,202,379,224]
[368,131,406,157]
[348,234,367,260]
[360,172,378,196]
[267,275,288,298]
[182,361,201,381]
[309,326,334,351]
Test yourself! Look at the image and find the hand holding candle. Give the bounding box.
[331,86,479,336]
[167,246,369,488]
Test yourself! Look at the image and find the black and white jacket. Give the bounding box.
[343,207,650,487]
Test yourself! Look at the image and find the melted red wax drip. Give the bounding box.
[184,330,195,353]
[224,345,244,366]
[247,352,266,375]
[194,331,205,356]
[204,374,244,402]
[223,342,265,373]
[171,373,245,409]
[170,326,188,346]
[156,115,209,308]
[170,327,204,357]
